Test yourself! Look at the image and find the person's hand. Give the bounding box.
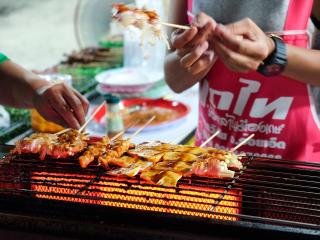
[171,13,217,75]
[211,18,275,72]
[33,83,89,129]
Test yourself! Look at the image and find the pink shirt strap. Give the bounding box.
[187,0,193,23]
[284,0,314,31]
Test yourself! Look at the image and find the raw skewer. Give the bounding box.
[230,134,255,152]
[160,22,190,30]
[200,130,220,148]
[79,102,106,133]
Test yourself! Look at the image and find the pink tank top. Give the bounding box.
[189,0,320,162]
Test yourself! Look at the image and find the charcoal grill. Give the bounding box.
[0,144,319,240]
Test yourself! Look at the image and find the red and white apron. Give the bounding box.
[189,0,320,162]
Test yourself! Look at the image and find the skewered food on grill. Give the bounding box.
[108,156,153,177]
[78,136,110,168]
[127,141,171,163]
[12,129,88,160]
[152,160,194,175]
[98,139,134,169]
[11,135,244,187]
[192,158,235,179]
[140,169,182,187]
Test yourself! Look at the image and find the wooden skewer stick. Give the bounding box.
[79,102,106,133]
[128,116,156,140]
[200,130,220,148]
[110,119,141,142]
[160,22,190,30]
[111,131,125,142]
[230,134,255,153]
[54,128,71,136]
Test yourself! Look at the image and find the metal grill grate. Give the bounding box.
[0,151,319,233]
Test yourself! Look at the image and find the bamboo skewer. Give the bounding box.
[230,134,255,153]
[110,119,141,142]
[79,102,106,133]
[55,128,71,136]
[160,22,190,30]
[128,116,155,140]
[200,131,220,148]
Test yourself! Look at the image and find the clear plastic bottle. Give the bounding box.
[104,94,124,138]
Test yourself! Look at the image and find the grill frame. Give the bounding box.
[0,144,319,239]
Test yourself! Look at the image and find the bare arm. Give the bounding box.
[0,60,89,129]
[282,42,320,86]
[0,60,47,108]
[164,0,216,93]
[281,1,320,85]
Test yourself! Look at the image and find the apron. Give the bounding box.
[190,0,320,162]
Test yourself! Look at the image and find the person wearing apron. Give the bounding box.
[164,0,320,162]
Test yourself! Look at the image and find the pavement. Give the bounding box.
[0,0,78,70]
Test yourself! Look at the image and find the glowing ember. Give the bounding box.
[32,172,241,221]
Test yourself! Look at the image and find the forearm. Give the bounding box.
[0,60,48,108]
[282,44,320,86]
[164,51,212,93]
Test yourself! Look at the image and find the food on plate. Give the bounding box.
[123,107,180,128]
[111,3,170,49]
[12,129,88,160]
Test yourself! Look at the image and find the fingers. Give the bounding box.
[62,87,86,126]
[73,89,90,115]
[191,12,217,46]
[213,41,260,72]
[225,18,259,39]
[48,88,81,129]
[188,51,216,75]
[171,12,216,50]
[180,41,209,68]
[215,24,269,59]
[171,26,198,49]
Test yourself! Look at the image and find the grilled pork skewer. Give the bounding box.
[12,129,88,160]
